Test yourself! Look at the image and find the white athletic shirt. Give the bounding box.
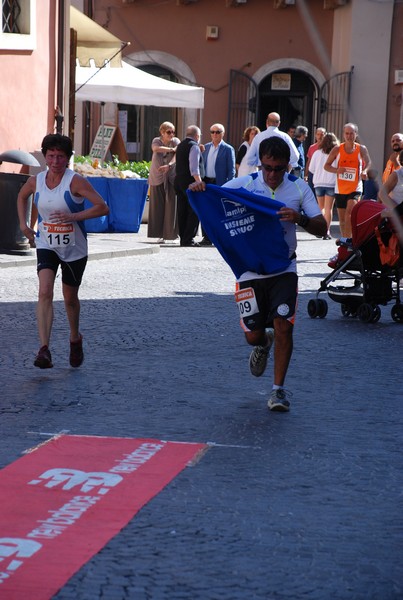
[389,168,403,206]
[35,169,88,261]
[223,171,321,281]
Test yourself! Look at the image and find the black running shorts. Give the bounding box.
[335,192,361,209]
[235,272,298,332]
[36,249,88,287]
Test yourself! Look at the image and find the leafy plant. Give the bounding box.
[73,154,92,164]
[107,156,151,178]
[74,155,151,179]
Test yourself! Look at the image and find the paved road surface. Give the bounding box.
[0,224,401,599]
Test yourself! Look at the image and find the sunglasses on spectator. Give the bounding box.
[261,164,288,173]
[210,130,223,134]
[165,130,175,134]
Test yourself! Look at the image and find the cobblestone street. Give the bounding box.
[0,225,402,599]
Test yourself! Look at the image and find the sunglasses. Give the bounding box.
[261,164,288,173]
[210,130,223,134]
[165,130,175,134]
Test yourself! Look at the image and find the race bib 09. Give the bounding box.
[235,287,259,318]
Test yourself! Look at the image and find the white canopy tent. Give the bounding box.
[75,62,204,109]
[71,8,204,157]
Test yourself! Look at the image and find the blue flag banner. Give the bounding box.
[187,184,291,278]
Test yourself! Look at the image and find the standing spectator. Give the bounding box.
[245,112,300,171]
[174,125,204,247]
[236,126,260,177]
[17,133,109,369]
[379,149,403,244]
[287,125,296,139]
[292,125,309,178]
[362,168,379,200]
[147,121,180,244]
[305,127,326,193]
[379,149,403,209]
[324,123,371,238]
[309,132,339,239]
[201,123,236,245]
[147,121,179,244]
[382,133,403,183]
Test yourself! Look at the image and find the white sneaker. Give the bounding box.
[268,388,292,412]
[249,328,274,377]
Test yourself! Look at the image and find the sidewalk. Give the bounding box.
[0,213,347,269]
[0,227,160,269]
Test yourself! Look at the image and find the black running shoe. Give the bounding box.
[70,335,84,368]
[34,345,53,369]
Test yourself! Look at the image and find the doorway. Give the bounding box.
[258,69,317,144]
[119,64,179,161]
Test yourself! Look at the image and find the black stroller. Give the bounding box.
[308,200,403,324]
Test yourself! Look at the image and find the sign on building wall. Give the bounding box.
[271,74,291,91]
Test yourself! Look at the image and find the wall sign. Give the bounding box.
[271,73,291,91]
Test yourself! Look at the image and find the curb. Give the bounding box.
[0,242,159,269]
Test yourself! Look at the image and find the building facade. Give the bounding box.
[0,0,59,171]
[83,0,403,170]
[1,0,402,176]
[86,0,402,173]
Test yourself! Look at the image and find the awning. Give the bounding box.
[75,62,204,109]
[70,6,123,67]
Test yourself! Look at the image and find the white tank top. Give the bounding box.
[389,168,403,206]
[35,169,88,261]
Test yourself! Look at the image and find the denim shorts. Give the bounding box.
[314,186,335,197]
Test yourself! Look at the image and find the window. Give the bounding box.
[0,0,36,49]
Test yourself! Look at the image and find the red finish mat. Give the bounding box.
[0,435,207,599]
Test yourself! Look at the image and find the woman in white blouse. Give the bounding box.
[309,132,339,239]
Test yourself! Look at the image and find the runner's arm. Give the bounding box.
[278,206,327,238]
[360,145,371,179]
[379,172,398,210]
[323,147,340,174]
[17,176,37,242]
[50,175,109,223]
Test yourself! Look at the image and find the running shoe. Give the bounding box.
[268,388,292,412]
[70,334,84,368]
[328,254,339,268]
[34,345,53,369]
[199,238,213,246]
[249,328,274,377]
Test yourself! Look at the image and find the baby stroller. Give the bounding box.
[308,200,403,324]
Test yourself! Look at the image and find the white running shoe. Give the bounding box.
[249,329,274,377]
[268,388,292,412]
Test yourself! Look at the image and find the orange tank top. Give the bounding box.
[335,143,363,195]
[382,159,396,184]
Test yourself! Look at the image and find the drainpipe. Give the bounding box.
[56,0,65,134]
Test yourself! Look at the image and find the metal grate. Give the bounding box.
[318,68,353,139]
[227,69,259,150]
[2,0,21,33]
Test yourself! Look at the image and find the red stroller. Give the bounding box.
[308,200,403,323]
